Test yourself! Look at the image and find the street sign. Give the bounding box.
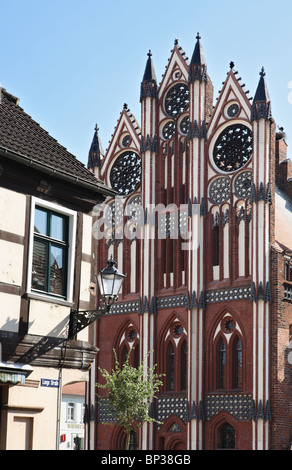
[41,378,59,388]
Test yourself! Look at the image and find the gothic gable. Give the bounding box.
[158,41,189,101]
[207,67,252,140]
[101,105,141,196]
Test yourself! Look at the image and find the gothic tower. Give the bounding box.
[88,36,292,451]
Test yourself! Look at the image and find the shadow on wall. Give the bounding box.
[0,314,70,365]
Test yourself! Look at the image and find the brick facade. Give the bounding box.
[87,36,292,450]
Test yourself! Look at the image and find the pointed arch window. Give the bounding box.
[219,423,235,449]
[163,321,187,393]
[128,430,138,450]
[233,337,242,389]
[121,345,129,365]
[116,324,139,368]
[167,343,175,391]
[213,316,244,391]
[180,340,187,391]
[212,224,220,267]
[218,339,226,389]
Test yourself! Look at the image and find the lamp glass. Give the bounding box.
[96,257,126,304]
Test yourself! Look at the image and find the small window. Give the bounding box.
[32,207,68,297]
[218,339,226,389]
[219,423,235,449]
[128,430,138,450]
[81,403,85,423]
[233,338,242,389]
[28,198,76,302]
[167,343,175,391]
[67,402,76,422]
[212,225,220,266]
[180,340,187,391]
[121,345,129,364]
[285,258,292,281]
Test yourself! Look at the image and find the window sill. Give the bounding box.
[24,292,73,308]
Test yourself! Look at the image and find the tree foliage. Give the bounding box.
[96,349,164,450]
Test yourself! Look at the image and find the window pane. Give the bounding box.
[181,341,187,390]
[50,245,65,296]
[234,338,242,389]
[169,344,175,391]
[32,239,47,292]
[34,208,48,235]
[220,424,235,449]
[67,403,75,421]
[51,213,67,241]
[218,340,226,389]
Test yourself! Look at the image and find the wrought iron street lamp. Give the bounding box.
[68,256,126,339]
[96,255,126,312]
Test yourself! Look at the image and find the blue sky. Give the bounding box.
[0,0,292,166]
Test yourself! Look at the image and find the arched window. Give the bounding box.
[128,430,138,450]
[180,340,187,391]
[121,345,129,365]
[219,423,235,449]
[161,319,187,393]
[218,339,226,389]
[133,345,139,369]
[213,224,220,266]
[115,323,139,369]
[212,315,244,391]
[167,342,175,391]
[233,337,242,389]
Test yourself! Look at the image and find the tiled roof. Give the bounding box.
[62,381,85,396]
[0,88,111,192]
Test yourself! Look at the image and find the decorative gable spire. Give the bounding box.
[188,33,207,84]
[87,124,104,170]
[251,67,272,121]
[140,50,158,101]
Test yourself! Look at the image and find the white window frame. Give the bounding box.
[67,402,76,422]
[27,196,77,304]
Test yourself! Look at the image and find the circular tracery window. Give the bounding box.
[162,121,176,140]
[110,151,141,196]
[179,115,190,135]
[171,322,184,338]
[164,83,189,117]
[227,103,239,118]
[213,124,252,173]
[234,171,252,199]
[121,134,131,148]
[221,316,236,334]
[209,177,231,204]
[126,194,142,221]
[126,326,137,342]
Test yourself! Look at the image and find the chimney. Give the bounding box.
[276,129,288,165]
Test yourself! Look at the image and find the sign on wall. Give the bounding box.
[41,378,59,388]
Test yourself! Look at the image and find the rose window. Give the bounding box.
[110,151,141,196]
[164,83,189,117]
[213,124,252,173]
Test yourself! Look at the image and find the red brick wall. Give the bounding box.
[270,247,292,449]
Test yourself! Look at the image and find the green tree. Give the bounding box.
[96,349,164,450]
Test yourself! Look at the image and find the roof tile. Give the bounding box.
[0,88,107,189]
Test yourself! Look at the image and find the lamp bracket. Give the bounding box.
[68,306,109,340]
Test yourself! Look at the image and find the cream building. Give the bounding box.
[60,382,86,450]
[0,87,114,449]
